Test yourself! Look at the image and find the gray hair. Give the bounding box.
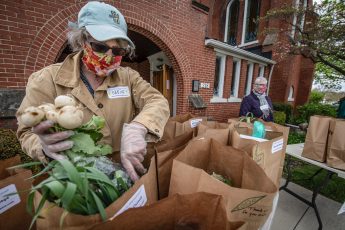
[67,27,135,58]
[255,77,268,85]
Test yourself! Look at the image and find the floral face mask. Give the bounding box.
[82,44,122,78]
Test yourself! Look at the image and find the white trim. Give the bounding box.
[290,0,299,38]
[241,0,249,45]
[267,64,274,95]
[228,97,242,103]
[210,97,228,103]
[238,40,259,48]
[206,39,276,65]
[288,85,294,102]
[213,53,226,98]
[230,58,241,98]
[245,62,254,96]
[224,0,232,42]
[259,65,265,77]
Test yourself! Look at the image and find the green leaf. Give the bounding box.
[90,190,107,221]
[61,182,77,209]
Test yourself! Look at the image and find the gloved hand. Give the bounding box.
[120,122,148,181]
[32,120,74,161]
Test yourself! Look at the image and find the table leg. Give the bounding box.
[280,155,292,191]
[280,160,335,230]
[310,171,334,230]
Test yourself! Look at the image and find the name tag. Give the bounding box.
[260,104,269,110]
[107,86,130,99]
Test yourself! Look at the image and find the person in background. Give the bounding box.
[337,96,345,118]
[239,76,274,122]
[16,1,170,181]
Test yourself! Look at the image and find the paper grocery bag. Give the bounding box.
[231,126,285,187]
[0,156,32,230]
[169,139,277,230]
[302,115,332,162]
[156,130,194,199]
[197,121,231,145]
[162,113,207,140]
[91,192,247,230]
[35,156,158,230]
[326,119,345,170]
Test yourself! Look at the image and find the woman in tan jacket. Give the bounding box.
[16,1,169,181]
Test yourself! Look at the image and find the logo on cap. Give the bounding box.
[109,11,120,24]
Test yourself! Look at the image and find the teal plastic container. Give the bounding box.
[252,121,266,138]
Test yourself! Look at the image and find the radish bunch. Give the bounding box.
[19,95,84,129]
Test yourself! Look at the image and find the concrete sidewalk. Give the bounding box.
[271,180,345,230]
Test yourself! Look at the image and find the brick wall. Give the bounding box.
[0,0,315,129]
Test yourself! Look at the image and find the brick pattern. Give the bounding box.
[0,0,315,128]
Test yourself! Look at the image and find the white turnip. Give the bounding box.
[20,106,45,127]
[57,105,84,129]
[45,110,59,123]
[54,95,76,109]
[38,103,55,113]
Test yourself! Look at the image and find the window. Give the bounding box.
[244,62,254,95]
[224,0,240,46]
[243,0,261,44]
[288,86,294,101]
[291,0,308,39]
[259,65,265,77]
[213,54,226,98]
[230,59,241,98]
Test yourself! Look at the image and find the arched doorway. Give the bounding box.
[54,30,176,116]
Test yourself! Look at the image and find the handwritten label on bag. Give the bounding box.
[190,119,202,128]
[112,184,147,218]
[0,184,20,214]
[253,147,265,166]
[338,202,345,215]
[107,86,130,99]
[271,138,284,154]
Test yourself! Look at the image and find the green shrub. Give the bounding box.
[0,128,41,174]
[295,103,337,123]
[273,102,292,122]
[287,132,306,144]
[273,111,286,125]
[309,90,325,104]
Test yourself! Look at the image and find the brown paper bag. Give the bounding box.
[326,118,345,170]
[91,192,247,230]
[197,121,231,145]
[35,156,158,230]
[169,139,277,230]
[0,156,32,230]
[231,126,285,187]
[302,115,332,162]
[156,131,194,199]
[163,113,207,140]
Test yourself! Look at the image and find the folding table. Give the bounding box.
[280,143,345,230]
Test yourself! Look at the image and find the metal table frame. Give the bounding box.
[280,143,345,230]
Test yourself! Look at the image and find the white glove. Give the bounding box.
[120,122,148,181]
[32,120,73,161]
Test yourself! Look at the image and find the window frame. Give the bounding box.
[224,0,240,46]
[229,58,241,100]
[288,85,295,101]
[244,62,254,96]
[241,0,261,45]
[211,53,227,103]
[291,0,308,39]
[258,64,265,77]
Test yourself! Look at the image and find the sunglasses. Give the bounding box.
[89,42,127,56]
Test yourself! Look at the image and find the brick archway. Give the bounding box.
[24,1,192,114]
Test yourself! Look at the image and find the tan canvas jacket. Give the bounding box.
[17,52,170,162]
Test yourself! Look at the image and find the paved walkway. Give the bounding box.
[271,180,345,230]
